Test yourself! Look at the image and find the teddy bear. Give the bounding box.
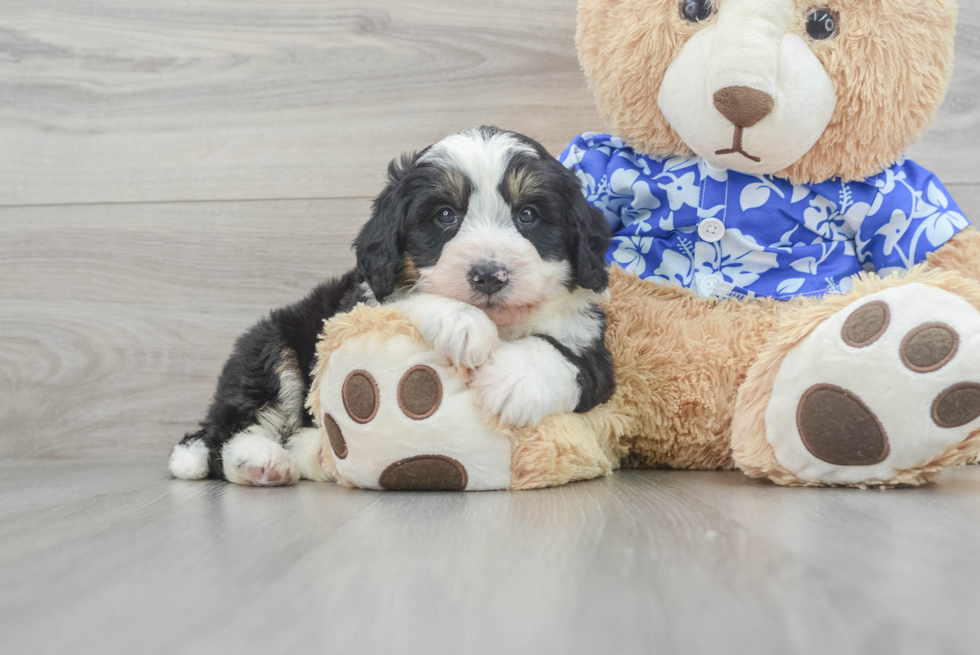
[306,0,980,490]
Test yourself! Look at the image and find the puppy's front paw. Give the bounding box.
[221,430,298,486]
[410,300,500,369]
[471,339,580,427]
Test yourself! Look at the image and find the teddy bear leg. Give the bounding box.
[732,276,980,487]
[508,413,615,490]
[315,333,513,491]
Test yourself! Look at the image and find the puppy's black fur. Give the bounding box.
[177,128,615,481]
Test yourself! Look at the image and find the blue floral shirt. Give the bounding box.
[561,133,970,301]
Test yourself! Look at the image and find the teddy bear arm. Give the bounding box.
[926,227,980,282]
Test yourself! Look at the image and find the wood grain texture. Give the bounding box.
[0,187,978,460]
[2,461,980,655]
[0,0,599,205]
[1,1,978,207]
[0,199,364,459]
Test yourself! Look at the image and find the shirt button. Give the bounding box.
[698,218,725,243]
[699,274,722,298]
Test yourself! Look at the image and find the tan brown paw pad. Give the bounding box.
[933,383,980,429]
[798,385,888,466]
[379,455,468,491]
[766,284,980,485]
[317,334,512,490]
[901,323,959,373]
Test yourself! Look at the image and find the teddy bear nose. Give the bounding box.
[713,86,774,128]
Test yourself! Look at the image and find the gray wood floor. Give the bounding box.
[2,2,980,653]
[3,461,980,655]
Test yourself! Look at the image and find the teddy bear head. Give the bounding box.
[576,0,957,183]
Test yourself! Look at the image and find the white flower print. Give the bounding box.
[802,194,866,242]
[739,175,787,211]
[776,278,806,295]
[695,228,779,289]
[649,238,697,288]
[611,236,652,276]
[874,209,911,256]
[561,134,968,300]
[916,182,970,247]
[697,159,728,183]
[658,172,699,211]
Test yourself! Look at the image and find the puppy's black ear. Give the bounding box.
[354,151,425,301]
[565,171,611,292]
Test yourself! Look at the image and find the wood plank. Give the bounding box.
[905,6,980,180]
[0,0,599,206]
[0,199,364,459]
[1,1,976,207]
[0,186,977,460]
[2,461,980,655]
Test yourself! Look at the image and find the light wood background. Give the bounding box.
[1,0,978,459]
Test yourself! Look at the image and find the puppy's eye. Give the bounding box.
[680,0,713,23]
[517,208,537,225]
[436,208,459,226]
[806,9,839,40]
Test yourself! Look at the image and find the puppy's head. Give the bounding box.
[355,127,610,324]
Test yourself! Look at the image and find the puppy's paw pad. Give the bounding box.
[222,433,297,487]
[246,464,287,485]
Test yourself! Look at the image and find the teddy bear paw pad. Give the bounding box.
[766,283,980,485]
[318,334,512,491]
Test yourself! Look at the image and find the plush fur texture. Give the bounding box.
[312,229,980,490]
[577,0,958,183]
[731,254,980,487]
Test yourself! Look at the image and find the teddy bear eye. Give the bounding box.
[806,9,839,40]
[680,0,713,23]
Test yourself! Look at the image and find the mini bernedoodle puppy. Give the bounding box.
[169,127,616,486]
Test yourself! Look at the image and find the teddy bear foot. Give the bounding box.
[737,282,980,487]
[314,332,513,491]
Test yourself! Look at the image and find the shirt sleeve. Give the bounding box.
[857,159,970,274]
[559,133,622,232]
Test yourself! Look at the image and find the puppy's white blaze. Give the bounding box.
[421,128,537,191]
[424,216,569,317]
[168,439,209,480]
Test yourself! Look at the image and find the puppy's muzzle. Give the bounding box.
[469,262,510,297]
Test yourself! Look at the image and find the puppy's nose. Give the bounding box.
[469,263,509,296]
[713,86,774,128]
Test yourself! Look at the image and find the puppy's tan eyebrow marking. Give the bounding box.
[432,168,469,209]
[506,166,541,206]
